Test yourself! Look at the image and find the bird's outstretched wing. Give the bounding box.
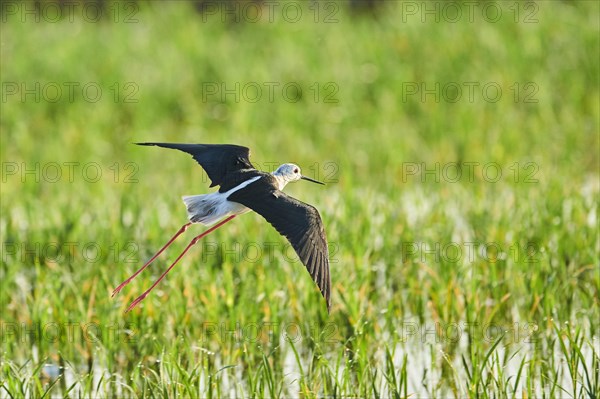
[136,143,253,188]
[227,176,331,312]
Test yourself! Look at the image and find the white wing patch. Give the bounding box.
[224,176,262,195]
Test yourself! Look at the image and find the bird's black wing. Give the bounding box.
[227,176,331,312]
[136,143,254,188]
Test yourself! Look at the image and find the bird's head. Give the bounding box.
[273,163,324,188]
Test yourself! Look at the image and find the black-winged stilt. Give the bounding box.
[113,143,331,312]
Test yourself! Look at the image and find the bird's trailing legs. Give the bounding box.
[124,215,237,312]
[112,222,193,297]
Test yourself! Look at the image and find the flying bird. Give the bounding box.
[112,143,331,312]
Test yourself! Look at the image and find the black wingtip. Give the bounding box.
[134,142,155,146]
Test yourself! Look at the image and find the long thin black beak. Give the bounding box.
[301,175,325,185]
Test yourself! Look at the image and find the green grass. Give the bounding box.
[1,1,599,397]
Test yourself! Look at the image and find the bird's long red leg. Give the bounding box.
[124,215,237,312]
[112,222,193,297]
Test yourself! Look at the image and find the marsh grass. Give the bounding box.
[1,1,599,397]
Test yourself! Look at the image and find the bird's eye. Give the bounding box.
[294,168,299,173]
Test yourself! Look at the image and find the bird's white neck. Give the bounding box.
[272,172,290,190]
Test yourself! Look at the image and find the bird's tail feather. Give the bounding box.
[182,194,223,226]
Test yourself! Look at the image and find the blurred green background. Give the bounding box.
[1,1,599,397]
